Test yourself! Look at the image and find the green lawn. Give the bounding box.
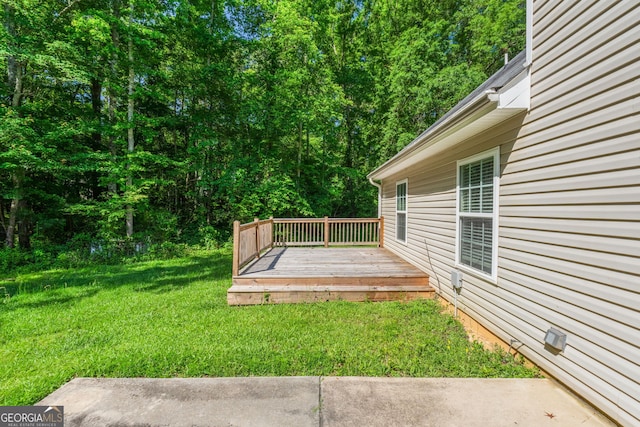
[0,248,538,405]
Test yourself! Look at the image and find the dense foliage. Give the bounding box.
[1,0,525,262]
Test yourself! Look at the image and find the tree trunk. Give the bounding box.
[91,78,103,199]
[5,170,24,248]
[17,199,31,249]
[125,0,135,238]
[5,199,18,249]
[0,200,6,236]
[10,61,23,107]
[107,1,120,195]
[6,66,26,248]
[4,3,19,105]
[4,3,27,248]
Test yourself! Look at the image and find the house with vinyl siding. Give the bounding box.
[367,1,639,425]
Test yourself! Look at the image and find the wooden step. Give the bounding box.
[227,284,435,305]
[232,275,429,287]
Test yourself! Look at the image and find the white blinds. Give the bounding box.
[397,212,406,242]
[396,182,407,210]
[459,157,494,214]
[458,155,495,274]
[396,181,407,242]
[460,217,493,274]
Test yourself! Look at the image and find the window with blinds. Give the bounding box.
[456,150,498,278]
[396,180,407,243]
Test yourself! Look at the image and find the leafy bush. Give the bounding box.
[0,248,33,274]
[145,241,188,259]
[197,225,223,250]
[0,224,226,276]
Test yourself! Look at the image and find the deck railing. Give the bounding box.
[232,216,384,276]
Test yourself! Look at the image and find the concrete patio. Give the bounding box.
[38,376,614,426]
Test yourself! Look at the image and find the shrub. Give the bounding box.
[0,248,33,274]
[198,225,222,249]
[145,241,188,259]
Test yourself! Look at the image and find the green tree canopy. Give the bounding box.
[1,0,526,252]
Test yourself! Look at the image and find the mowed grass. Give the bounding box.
[0,248,538,405]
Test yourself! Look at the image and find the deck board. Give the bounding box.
[228,247,433,305]
[240,247,427,277]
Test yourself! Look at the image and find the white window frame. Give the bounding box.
[455,148,500,282]
[396,179,408,244]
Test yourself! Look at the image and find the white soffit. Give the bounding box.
[369,67,530,181]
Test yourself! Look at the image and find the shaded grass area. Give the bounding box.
[0,249,538,405]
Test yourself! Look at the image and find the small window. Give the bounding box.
[396,180,407,243]
[456,149,499,279]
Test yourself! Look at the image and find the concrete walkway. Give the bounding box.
[38,377,614,427]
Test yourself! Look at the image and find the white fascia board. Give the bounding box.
[369,68,530,181]
[489,67,531,110]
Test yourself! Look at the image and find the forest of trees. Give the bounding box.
[1,0,525,260]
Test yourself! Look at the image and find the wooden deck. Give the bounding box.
[228,247,433,305]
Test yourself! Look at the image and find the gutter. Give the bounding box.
[368,177,382,218]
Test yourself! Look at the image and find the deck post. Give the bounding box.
[269,217,274,249]
[254,218,260,259]
[232,220,240,276]
[379,216,384,248]
[324,216,329,247]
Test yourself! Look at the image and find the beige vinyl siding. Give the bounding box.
[503,0,639,424]
[379,116,523,292]
[378,1,639,425]
[499,205,638,223]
